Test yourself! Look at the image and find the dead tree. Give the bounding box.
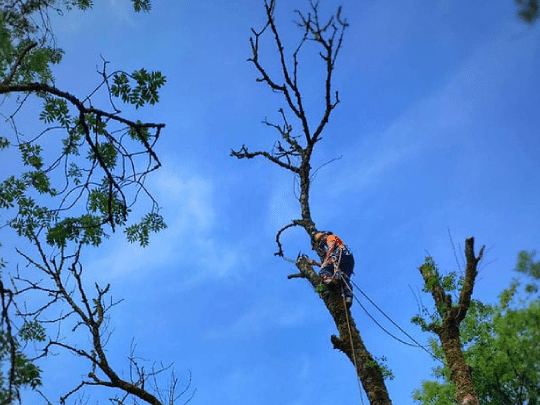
[231,1,392,404]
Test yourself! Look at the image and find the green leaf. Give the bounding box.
[125,212,167,247]
[19,321,46,342]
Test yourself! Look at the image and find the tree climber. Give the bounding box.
[310,232,355,305]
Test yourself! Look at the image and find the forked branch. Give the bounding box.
[231,0,348,247]
[13,237,194,405]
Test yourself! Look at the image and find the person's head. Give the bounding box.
[313,231,329,250]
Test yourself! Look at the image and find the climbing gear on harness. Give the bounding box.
[321,273,336,284]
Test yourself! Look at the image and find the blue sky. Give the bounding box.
[3,0,540,404]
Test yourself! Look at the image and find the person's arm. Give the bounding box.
[321,238,336,267]
[310,237,336,267]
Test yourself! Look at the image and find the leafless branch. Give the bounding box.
[232,0,348,248]
[234,3,398,403]
[10,236,193,405]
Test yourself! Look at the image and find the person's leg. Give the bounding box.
[339,254,354,302]
[319,261,336,283]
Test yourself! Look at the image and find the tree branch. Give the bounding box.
[2,41,38,86]
[456,237,484,324]
[230,144,300,173]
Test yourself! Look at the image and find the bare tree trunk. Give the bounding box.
[291,259,393,405]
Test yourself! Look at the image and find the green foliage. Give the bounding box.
[414,257,462,331]
[18,321,46,343]
[411,315,431,332]
[420,257,440,292]
[128,121,151,142]
[87,142,118,169]
[1,1,165,400]
[413,252,540,405]
[111,69,166,108]
[440,272,457,292]
[315,284,327,293]
[133,0,152,12]
[0,326,44,402]
[515,250,539,293]
[125,212,167,247]
[413,380,455,405]
[18,143,43,170]
[39,97,71,127]
[46,214,105,247]
[420,257,463,294]
[22,170,53,194]
[365,356,395,381]
[0,176,25,209]
[0,137,9,150]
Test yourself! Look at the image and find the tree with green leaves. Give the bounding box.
[0,1,193,404]
[413,250,540,405]
[413,238,484,405]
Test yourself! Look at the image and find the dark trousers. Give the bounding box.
[320,253,354,298]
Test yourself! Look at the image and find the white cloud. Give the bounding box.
[266,175,300,229]
[154,167,215,232]
[88,165,243,287]
[107,0,137,26]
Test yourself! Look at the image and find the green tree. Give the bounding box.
[0,1,193,404]
[413,238,484,405]
[413,251,540,405]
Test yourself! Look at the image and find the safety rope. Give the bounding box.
[341,283,365,405]
[331,254,364,404]
[339,274,440,361]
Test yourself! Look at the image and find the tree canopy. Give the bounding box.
[516,0,539,23]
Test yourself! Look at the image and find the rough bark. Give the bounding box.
[290,258,393,405]
[419,237,484,405]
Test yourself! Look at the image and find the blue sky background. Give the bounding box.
[3,0,540,404]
